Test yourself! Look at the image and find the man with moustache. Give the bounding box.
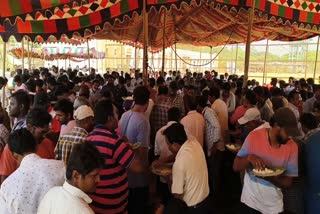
[233,107,299,214]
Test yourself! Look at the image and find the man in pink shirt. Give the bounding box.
[230,90,257,125]
[233,107,299,213]
[181,96,205,147]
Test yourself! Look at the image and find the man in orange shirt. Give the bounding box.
[0,108,53,184]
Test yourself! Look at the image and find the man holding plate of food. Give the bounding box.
[233,107,300,214]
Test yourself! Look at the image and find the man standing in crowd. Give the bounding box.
[253,86,274,122]
[168,81,185,116]
[301,113,320,213]
[233,107,299,214]
[207,87,228,202]
[150,86,171,141]
[119,86,151,214]
[87,99,143,214]
[54,98,76,136]
[230,90,257,125]
[181,96,205,147]
[38,143,104,214]
[0,90,30,183]
[208,87,228,150]
[0,129,65,214]
[196,95,221,199]
[288,90,301,120]
[303,85,320,113]
[1,107,55,181]
[237,107,270,138]
[154,107,181,204]
[163,123,210,213]
[55,105,94,165]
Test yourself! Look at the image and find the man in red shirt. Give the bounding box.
[86,99,144,214]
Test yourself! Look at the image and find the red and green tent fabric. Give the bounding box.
[0,0,85,23]
[0,0,319,49]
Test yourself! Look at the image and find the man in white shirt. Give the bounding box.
[38,143,104,214]
[0,129,65,214]
[163,123,210,213]
[180,96,205,147]
[154,108,181,163]
[220,82,236,113]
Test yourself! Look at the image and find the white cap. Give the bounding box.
[74,105,94,120]
[238,108,261,125]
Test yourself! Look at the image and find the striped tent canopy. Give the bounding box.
[0,0,319,49]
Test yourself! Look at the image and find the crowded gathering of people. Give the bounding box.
[0,67,318,214]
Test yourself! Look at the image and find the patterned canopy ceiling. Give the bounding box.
[0,0,318,49]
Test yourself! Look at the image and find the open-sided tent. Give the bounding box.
[0,0,318,46]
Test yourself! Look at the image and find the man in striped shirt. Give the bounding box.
[87,99,143,214]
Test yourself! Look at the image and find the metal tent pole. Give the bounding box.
[2,42,6,107]
[175,42,178,72]
[161,9,166,76]
[142,0,149,84]
[134,45,137,70]
[262,39,269,84]
[21,38,25,71]
[242,0,256,89]
[235,44,238,74]
[210,46,212,71]
[313,36,320,81]
[87,40,90,72]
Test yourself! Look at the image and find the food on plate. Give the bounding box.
[151,163,173,176]
[225,144,241,152]
[252,167,285,177]
[128,142,141,150]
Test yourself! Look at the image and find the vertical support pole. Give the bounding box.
[161,9,166,76]
[87,40,90,72]
[175,42,178,72]
[21,38,25,71]
[2,42,6,107]
[313,36,320,81]
[235,43,238,74]
[27,38,30,70]
[305,41,309,79]
[134,45,137,70]
[209,46,212,71]
[262,39,269,84]
[242,0,255,89]
[142,0,149,84]
[200,47,202,73]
